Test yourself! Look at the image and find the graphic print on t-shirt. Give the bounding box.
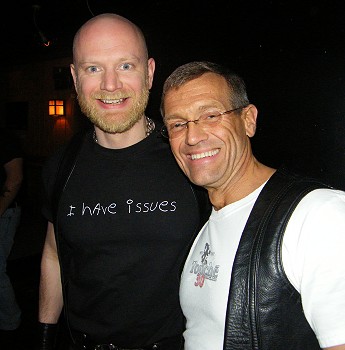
[65,198,177,217]
[188,242,220,287]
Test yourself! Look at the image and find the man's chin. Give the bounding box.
[90,115,134,133]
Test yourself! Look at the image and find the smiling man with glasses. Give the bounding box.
[160,61,345,350]
[161,106,247,139]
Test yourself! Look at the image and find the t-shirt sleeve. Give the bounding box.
[283,188,345,348]
[41,146,66,223]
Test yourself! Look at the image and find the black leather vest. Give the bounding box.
[223,167,330,350]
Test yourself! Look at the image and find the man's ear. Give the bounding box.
[70,64,78,91]
[243,104,258,137]
[147,58,155,89]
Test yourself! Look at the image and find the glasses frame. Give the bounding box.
[161,106,247,139]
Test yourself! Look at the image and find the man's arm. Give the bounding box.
[324,345,345,350]
[39,222,63,323]
[0,157,23,216]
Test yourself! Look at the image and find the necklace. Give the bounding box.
[145,117,155,137]
[93,116,155,143]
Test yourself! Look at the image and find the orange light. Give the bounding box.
[49,100,65,116]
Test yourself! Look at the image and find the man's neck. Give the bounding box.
[93,117,150,149]
[208,161,276,211]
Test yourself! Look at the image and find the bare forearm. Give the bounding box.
[38,256,63,323]
[324,345,345,350]
[39,223,64,323]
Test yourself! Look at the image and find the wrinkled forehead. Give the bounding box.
[164,74,231,115]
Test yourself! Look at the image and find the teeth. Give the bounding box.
[100,98,124,104]
[191,149,219,160]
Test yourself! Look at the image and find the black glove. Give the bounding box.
[36,322,58,350]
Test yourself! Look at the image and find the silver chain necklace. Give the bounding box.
[93,117,155,143]
[145,116,155,137]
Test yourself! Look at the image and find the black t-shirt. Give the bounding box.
[42,129,210,346]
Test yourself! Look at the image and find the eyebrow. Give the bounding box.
[165,105,223,120]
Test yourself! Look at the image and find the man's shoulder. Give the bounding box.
[266,166,331,192]
[300,187,345,206]
[263,166,345,216]
[43,129,90,175]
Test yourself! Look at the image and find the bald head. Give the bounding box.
[72,13,148,65]
[69,12,155,140]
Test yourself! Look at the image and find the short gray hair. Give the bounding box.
[160,61,249,116]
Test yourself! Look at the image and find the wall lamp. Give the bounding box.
[49,99,65,117]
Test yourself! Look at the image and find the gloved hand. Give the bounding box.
[36,322,58,350]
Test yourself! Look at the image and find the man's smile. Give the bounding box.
[189,149,219,160]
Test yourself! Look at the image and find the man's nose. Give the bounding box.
[100,70,123,91]
[185,121,208,145]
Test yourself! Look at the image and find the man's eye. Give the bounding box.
[121,63,132,70]
[171,122,185,130]
[205,114,218,120]
[87,66,99,73]
[200,113,221,122]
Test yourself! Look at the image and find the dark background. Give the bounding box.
[1,2,345,346]
[2,0,345,189]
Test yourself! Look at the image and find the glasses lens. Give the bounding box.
[199,112,222,125]
[160,126,170,138]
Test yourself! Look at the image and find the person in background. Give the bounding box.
[37,14,210,350]
[160,61,345,350]
[0,128,23,345]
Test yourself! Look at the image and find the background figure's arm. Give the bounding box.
[0,157,23,215]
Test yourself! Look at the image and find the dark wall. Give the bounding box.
[142,1,345,190]
[2,0,345,189]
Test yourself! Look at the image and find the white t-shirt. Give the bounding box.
[180,187,345,349]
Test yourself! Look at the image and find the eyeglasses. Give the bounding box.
[161,106,247,139]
